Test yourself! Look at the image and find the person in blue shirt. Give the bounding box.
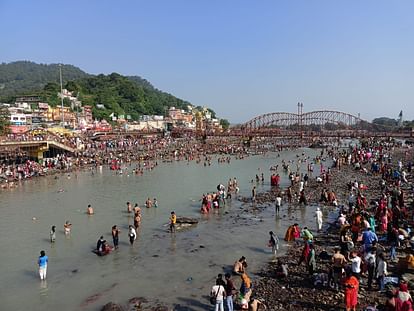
[362,228,378,251]
[38,250,48,280]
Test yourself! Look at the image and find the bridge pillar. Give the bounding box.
[28,145,48,162]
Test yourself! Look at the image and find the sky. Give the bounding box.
[1,0,414,123]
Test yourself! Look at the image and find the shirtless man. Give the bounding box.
[332,247,347,290]
[134,211,141,229]
[233,256,247,276]
[111,225,120,249]
[133,203,141,214]
[170,211,176,233]
[127,201,132,213]
[64,221,72,235]
[87,204,94,215]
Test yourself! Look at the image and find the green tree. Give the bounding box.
[65,81,81,93]
[219,119,230,130]
[0,61,231,123]
[0,106,10,134]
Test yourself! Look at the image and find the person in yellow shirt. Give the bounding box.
[170,211,176,233]
[406,252,414,269]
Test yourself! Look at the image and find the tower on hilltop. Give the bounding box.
[397,110,403,127]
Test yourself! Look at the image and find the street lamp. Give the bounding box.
[59,64,64,127]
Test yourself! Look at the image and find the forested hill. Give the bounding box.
[56,73,191,120]
[0,61,194,121]
[0,61,89,97]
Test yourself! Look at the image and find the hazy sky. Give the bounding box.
[1,0,413,123]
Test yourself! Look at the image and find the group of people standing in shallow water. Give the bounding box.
[200,178,239,214]
[38,195,172,277]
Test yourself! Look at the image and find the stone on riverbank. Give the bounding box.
[101,302,124,311]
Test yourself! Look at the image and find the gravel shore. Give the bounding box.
[252,147,414,311]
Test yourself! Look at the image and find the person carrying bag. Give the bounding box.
[210,283,226,311]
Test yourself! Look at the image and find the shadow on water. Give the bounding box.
[117,241,130,247]
[23,269,37,279]
[246,246,268,254]
[221,264,234,274]
[175,296,211,311]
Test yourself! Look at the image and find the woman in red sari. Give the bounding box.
[343,269,359,311]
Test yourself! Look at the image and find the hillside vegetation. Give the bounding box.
[0,61,194,121]
[0,61,88,98]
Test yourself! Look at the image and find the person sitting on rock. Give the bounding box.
[249,296,266,311]
[275,260,288,278]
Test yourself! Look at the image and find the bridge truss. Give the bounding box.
[242,110,366,131]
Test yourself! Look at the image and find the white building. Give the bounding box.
[10,113,28,125]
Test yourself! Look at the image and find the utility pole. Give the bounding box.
[297,102,303,137]
[59,64,64,127]
[300,102,303,129]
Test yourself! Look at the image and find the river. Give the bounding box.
[0,148,327,311]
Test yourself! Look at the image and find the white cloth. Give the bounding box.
[376,259,388,277]
[129,228,137,240]
[275,197,282,207]
[338,215,346,226]
[39,265,47,280]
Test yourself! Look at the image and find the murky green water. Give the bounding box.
[0,148,327,311]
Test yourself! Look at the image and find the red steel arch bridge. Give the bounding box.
[225,108,413,138]
[241,110,365,131]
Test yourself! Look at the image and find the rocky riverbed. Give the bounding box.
[252,147,414,311]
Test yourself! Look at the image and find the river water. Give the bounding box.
[0,148,327,311]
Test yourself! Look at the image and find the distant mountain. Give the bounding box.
[0,61,89,97]
[0,61,194,122]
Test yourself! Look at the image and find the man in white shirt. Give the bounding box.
[364,248,376,290]
[211,283,226,311]
[275,194,282,214]
[315,207,323,232]
[350,252,362,280]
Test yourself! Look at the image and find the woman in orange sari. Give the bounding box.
[343,269,359,311]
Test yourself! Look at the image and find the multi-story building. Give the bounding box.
[82,106,93,124]
[168,107,194,127]
[14,96,42,112]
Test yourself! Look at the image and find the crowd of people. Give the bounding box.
[39,201,180,279]
[25,133,414,310]
[248,140,414,311]
[1,134,253,189]
[210,256,266,311]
